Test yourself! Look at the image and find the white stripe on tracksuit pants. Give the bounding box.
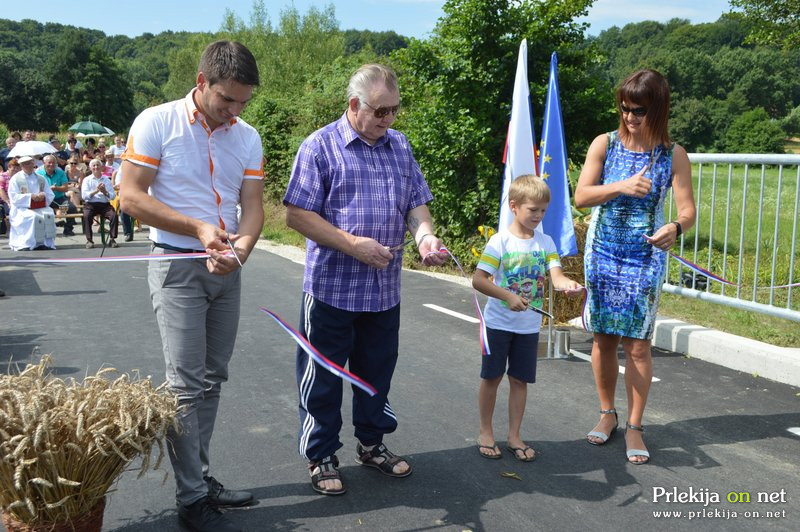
[296,292,401,461]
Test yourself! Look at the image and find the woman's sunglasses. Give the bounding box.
[620,104,647,117]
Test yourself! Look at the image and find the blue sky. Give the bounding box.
[4,1,734,40]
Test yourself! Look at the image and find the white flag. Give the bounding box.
[498,39,538,232]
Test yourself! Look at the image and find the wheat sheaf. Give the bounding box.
[0,356,179,525]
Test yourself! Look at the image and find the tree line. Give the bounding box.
[0,9,405,134]
[592,14,800,153]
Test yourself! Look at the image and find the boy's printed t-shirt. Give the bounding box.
[476,229,561,334]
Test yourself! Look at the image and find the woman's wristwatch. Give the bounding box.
[672,221,683,237]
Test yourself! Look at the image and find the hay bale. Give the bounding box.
[545,220,588,325]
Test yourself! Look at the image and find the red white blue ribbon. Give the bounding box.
[0,252,211,264]
[580,286,589,331]
[258,307,378,397]
[668,252,800,289]
[427,247,492,356]
[642,234,799,289]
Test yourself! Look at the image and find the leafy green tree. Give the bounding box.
[44,31,135,131]
[723,107,785,153]
[343,30,408,56]
[670,97,713,151]
[713,46,800,118]
[162,34,211,101]
[782,104,800,136]
[707,89,749,151]
[393,0,611,258]
[184,2,380,200]
[246,51,377,200]
[593,15,800,151]
[663,16,747,54]
[730,0,800,49]
[0,50,27,130]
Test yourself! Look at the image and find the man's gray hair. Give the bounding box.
[42,154,56,163]
[346,64,399,105]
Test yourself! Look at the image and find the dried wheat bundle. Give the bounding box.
[545,220,588,324]
[0,356,179,525]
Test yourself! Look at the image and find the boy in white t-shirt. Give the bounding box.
[472,175,582,461]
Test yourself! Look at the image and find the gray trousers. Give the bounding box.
[148,247,241,505]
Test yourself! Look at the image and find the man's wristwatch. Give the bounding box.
[416,233,435,246]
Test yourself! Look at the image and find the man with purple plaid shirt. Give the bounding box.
[284,64,445,496]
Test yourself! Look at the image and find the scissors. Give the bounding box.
[530,306,554,319]
[227,240,243,268]
[387,238,415,252]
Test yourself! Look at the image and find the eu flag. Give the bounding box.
[540,52,577,256]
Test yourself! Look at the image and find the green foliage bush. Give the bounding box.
[782,104,800,137]
[723,108,786,153]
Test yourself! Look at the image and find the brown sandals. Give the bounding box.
[355,442,412,477]
[309,454,346,495]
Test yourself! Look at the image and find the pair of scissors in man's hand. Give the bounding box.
[387,238,415,252]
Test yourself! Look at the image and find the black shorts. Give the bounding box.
[481,327,539,383]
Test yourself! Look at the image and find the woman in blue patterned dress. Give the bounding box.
[575,70,696,464]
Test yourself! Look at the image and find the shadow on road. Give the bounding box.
[109,412,800,531]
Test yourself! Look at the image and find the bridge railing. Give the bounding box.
[662,153,800,322]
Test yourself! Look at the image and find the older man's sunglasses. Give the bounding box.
[362,101,400,119]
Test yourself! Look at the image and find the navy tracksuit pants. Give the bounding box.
[296,292,400,461]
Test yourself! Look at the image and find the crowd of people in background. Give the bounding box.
[0,131,134,249]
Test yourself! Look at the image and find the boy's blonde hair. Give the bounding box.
[508,174,550,205]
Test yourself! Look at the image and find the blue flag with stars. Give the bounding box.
[540,52,577,256]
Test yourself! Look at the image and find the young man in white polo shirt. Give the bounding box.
[121,41,264,532]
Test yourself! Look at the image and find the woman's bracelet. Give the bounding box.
[416,233,435,246]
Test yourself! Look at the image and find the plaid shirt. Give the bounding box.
[284,113,433,312]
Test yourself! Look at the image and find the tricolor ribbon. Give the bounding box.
[426,247,491,356]
[258,307,378,397]
[580,286,590,332]
[642,234,799,289]
[668,252,800,289]
[0,252,212,264]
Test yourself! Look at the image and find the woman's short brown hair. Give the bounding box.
[616,69,671,147]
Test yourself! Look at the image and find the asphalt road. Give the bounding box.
[1,236,799,531]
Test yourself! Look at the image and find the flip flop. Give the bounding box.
[477,443,502,459]
[506,445,536,462]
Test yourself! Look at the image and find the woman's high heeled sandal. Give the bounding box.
[587,408,618,446]
[625,422,650,464]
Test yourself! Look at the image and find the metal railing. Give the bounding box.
[663,153,800,322]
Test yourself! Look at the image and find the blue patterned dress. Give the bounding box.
[584,131,673,339]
